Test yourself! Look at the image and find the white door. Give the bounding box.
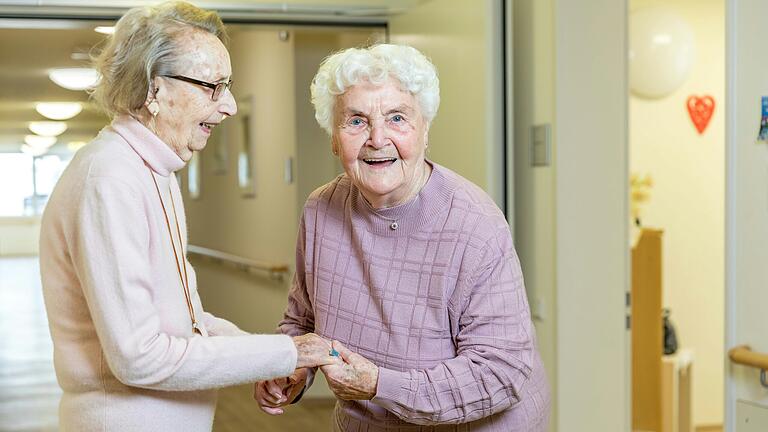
[726,0,768,430]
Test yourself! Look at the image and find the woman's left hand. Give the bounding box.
[319,341,379,400]
[253,368,309,415]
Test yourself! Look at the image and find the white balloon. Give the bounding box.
[629,7,696,99]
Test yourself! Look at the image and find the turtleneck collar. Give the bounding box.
[351,161,455,236]
[111,115,185,177]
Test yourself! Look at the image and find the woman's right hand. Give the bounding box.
[292,333,340,369]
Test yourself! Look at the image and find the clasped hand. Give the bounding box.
[254,336,379,415]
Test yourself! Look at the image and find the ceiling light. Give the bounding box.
[94,26,115,34]
[29,121,67,137]
[21,144,48,157]
[35,102,83,120]
[24,135,57,148]
[49,68,100,91]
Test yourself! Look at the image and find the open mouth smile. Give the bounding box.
[362,157,397,166]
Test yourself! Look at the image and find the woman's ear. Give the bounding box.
[144,79,161,116]
[330,135,340,156]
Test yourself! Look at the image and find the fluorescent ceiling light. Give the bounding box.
[49,68,100,91]
[35,102,83,120]
[29,121,67,137]
[94,26,115,34]
[24,135,57,148]
[21,144,48,157]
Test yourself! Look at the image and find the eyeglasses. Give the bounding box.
[162,75,233,101]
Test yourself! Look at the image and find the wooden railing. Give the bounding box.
[187,245,290,281]
[729,345,768,388]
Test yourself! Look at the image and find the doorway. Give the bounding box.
[628,1,725,431]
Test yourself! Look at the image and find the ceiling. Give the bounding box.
[0,0,424,154]
[0,22,113,153]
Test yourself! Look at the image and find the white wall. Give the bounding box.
[629,0,725,427]
[726,0,768,428]
[554,1,630,431]
[515,1,630,430]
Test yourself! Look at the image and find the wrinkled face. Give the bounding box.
[332,79,429,209]
[150,30,237,162]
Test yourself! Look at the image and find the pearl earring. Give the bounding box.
[147,100,159,117]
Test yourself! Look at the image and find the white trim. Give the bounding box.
[724,0,737,430]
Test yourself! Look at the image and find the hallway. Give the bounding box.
[0,257,334,432]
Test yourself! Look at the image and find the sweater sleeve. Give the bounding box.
[371,229,534,425]
[72,177,297,391]
[278,214,315,337]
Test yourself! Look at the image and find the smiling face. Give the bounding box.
[332,79,430,209]
[149,30,237,162]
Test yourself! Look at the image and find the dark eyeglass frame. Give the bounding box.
[162,75,233,101]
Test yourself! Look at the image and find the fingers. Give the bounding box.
[332,340,355,363]
[259,405,285,416]
[254,380,287,407]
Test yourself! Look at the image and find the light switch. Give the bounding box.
[531,124,551,167]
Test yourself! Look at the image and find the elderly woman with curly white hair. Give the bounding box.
[254,44,550,431]
[38,2,337,431]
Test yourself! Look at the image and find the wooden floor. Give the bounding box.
[0,256,334,432]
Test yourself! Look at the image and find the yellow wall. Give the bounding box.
[629,0,725,426]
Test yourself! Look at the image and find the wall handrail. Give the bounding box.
[729,345,768,388]
[187,245,290,280]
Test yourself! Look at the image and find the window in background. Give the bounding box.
[0,153,33,216]
[0,152,71,217]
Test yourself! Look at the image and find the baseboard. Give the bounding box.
[695,424,723,432]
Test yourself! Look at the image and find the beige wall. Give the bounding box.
[388,0,504,207]
[629,0,725,427]
[0,217,39,255]
[184,27,300,335]
[182,26,383,398]
[513,0,557,426]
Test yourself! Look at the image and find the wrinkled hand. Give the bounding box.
[293,333,339,369]
[253,368,309,415]
[320,341,379,400]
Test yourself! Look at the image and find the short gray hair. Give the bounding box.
[310,44,440,135]
[90,1,227,118]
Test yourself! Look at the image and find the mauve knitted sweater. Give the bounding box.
[39,116,297,432]
[280,163,550,431]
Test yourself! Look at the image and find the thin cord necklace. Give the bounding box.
[148,165,201,335]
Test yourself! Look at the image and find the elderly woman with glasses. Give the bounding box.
[254,44,550,431]
[38,2,337,431]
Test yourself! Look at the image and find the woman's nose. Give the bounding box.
[367,123,388,148]
[218,88,237,117]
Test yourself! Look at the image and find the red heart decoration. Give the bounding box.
[686,95,715,134]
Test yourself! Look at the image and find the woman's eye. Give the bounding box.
[349,117,364,126]
[391,114,404,122]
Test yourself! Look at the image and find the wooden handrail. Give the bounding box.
[187,245,290,280]
[729,345,768,370]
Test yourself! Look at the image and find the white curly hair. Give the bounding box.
[310,44,440,135]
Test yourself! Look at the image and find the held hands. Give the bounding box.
[253,368,309,415]
[292,333,341,369]
[320,340,379,400]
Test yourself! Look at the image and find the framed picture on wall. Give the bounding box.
[236,95,256,198]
